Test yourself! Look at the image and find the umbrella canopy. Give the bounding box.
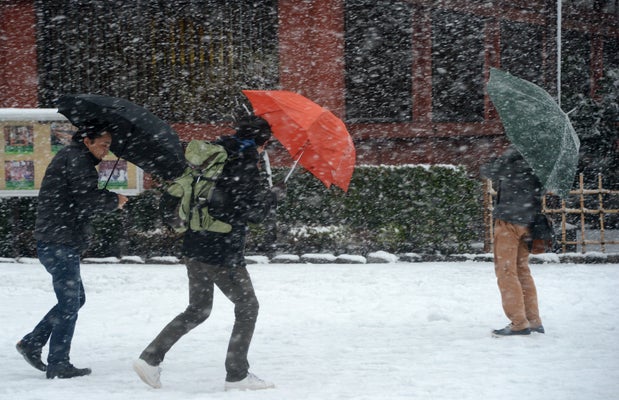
[242,90,356,192]
[57,94,186,180]
[487,68,580,199]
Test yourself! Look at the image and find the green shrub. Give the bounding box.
[0,199,10,256]
[86,210,124,258]
[270,164,482,254]
[0,165,483,257]
[0,197,37,257]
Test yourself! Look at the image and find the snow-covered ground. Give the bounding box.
[1,260,618,400]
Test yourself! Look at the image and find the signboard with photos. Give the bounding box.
[0,109,142,196]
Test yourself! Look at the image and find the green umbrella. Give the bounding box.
[487,68,580,199]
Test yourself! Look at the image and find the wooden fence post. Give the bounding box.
[483,173,619,254]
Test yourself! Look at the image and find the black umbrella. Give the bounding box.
[57,94,187,180]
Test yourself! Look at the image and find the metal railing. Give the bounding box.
[35,1,279,123]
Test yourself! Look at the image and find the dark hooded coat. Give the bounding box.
[480,146,544,227]
[181,135,276,267]
[34,141,119,251]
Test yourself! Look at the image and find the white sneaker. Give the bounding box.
[132,359,162,389]
[224,372,275,391]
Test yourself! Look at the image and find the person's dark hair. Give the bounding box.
[72,122,109,142]
[235,116,272,146]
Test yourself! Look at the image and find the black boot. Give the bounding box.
[16,340,47,372]
[46,363,92,379]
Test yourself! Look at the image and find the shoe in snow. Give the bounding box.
[16,340,46,372]
[224,372,275,391]
[46,363,91,379]
[492,325,531,337]
[133,358,162,389]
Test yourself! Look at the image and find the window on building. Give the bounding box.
[344,0,413,123]
[599,35,619,100]
[500,21,545,87]
[565,0,618,15]
[561,29,591,110]
[35,0,279,123]
[431,10,485,122]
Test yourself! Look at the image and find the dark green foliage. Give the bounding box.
[125,189,164,232]
[0,199,10,256]
[0,197,37,257]
[123,189,183,258]
[86,210,124,258]
[269,165,482,255]
[0,165,483,257]
[97,189,183,259]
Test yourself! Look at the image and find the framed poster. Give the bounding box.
[98,160,129,189]
[50,121,76,153]
[0,109,143,196]
[4,160,35,189]
[4,125,34,154]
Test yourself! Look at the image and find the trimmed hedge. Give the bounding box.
[0,197,38,257]
[270,165,482,255]
[0,165,483,258]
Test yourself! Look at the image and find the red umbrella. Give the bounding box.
[242,90,356,192]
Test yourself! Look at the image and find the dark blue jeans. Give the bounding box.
[21,242,85,366]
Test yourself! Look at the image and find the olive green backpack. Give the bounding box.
[165,140,232,233]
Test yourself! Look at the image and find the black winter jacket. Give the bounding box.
[181,136,276,267]
[34,141,119,251]
[480,146,544,227]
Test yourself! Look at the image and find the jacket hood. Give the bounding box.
[216,135,259,160]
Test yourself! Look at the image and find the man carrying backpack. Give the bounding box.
[133,116,277,391]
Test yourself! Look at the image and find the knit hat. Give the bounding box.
[235,116,272,146]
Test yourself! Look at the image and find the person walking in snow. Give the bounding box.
[480,145,545,337]
[133,116,277,391]
[16,125,129,379]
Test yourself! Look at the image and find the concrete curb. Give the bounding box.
[5,252,618,265]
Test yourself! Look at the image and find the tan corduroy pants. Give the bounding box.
[493,219,542,331]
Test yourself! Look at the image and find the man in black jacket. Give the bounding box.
[480,146,545,337]
[16,125,128,378]
[133,116,277,391]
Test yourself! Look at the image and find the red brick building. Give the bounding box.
[1,0,617,173]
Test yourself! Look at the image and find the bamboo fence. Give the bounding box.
[483,174,619,254]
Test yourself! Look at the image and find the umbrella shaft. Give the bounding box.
[285,148,305,183]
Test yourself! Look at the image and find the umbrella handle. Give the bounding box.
[103,138,129,189]
[284,148,305,184]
